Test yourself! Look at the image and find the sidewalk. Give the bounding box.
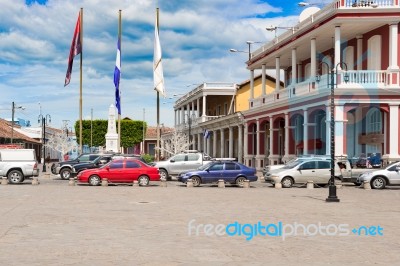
[0,180,399,265]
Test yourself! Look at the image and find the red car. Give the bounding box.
[77,159,160,186]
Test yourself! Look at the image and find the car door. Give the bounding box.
[184,154,202,172]
[314,161,331,184]
[206,163,224,183]
[295,161,317,184]
[168,154,186,175]
[386,163,400,184]
[124,160,141,182]
[106,160,124,182]
[223,162,241,183]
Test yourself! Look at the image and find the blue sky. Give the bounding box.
[0,0,330,130]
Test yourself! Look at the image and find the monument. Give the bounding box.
[105,104,119,152]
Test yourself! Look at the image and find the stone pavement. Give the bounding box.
[0,175,399,265]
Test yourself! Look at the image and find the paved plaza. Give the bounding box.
[0,173,399,265]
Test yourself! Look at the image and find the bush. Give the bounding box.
[142,154,154,164]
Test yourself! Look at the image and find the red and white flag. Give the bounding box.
[64,12,82,87]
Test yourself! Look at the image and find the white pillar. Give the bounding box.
[256,119,260,157]
[238,124,243,163]
[389,22,399,70]
[269,116,274,159]
[202,95,206,118]
[284,113,289,158]
[229,126,233,158]
[291,48,297,85]
[244,124,248,164]
[303,109,308,155]
[335,104,345,156]
[262,64,266,95]
[250,70,255,99]
[389,104,399,156]
[220,128,225,157]
[275,57,280,91]
[355,107,362,155]
[326,105,331,156]
[197,98,200,117]
[311,38,316,78]
[213,130,217,158]
[335,26,341,70]
[356,35,363,71]
[181,107,184,125]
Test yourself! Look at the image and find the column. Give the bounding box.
[284,113,289,159]
[355,107,362,155]
[303,109,308,155]
[181,107,184,125]
[238,124,243,163]
[250,70,255,99]
[197,98,200,117]
[244,124,249,165]
[229,126,234,158]
[311,38,316,78]
[389,104,399,156]
[325,105,331,156]
[389,22,399,70]
[220,128,225,158]
[335,104,345,156]
[275,57,280,91]
[197,133,201,152]
[174,110,177,127]
[297,62,303,83]
[334,26,341,70]
[213,130,217,158]
[269,116,274,164]
[202,95,206,118]
[356,35,363,71]
[262,64,266,95]
[291,48,297,85]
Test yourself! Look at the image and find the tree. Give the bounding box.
[160,131,194,156]
[45,132,78,156]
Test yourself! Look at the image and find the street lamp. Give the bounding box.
[316,61,349,203]
[11,102,25,144]
[38,114,51,172]
[230,40,262,60]
[185,114,197,149]
[266,26,298,38]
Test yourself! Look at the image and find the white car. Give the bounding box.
[358,162,400,189]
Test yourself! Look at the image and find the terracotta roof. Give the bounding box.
[0,118,41,144]
[146,126,174,139]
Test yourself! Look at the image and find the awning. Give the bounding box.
[296,139,322,149]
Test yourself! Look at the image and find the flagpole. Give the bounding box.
[118,9,122,153]
[156,7,160,161]
[79,7,83,154]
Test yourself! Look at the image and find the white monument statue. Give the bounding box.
[105,104,119,152]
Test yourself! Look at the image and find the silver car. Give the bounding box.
[358,162,400,189]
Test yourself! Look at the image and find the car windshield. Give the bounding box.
[282,160,303,169]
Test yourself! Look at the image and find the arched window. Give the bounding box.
[367,35,381,70]
[366,108,382,134]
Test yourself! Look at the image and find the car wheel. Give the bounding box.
[281,177,294,188]
[8,170,24,184]
[235,176,246,187]
[159,169,169,181]
[191,176,201,187]
[60,168,71,180]
[371,177,386,189]
[138,175,150,186]
[88,175,101,186]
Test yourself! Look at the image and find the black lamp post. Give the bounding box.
[186,114,196,150]
[316,62,349,203]
[38,114,51,172]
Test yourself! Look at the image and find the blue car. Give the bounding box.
[178,161,257,187]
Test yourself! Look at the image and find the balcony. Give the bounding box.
[249,69,397,108]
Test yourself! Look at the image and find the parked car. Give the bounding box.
[77,158,160,186]
[52,153,103,179]
[178,160,257,187]
[153,151,213,180]
[357,161,400,189]
[0,149,39,184]
[266,157,347,188]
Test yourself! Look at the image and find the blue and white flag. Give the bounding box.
[114,37,121,115]
[203,129,211,139]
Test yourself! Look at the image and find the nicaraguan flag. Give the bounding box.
[114,37,121,115]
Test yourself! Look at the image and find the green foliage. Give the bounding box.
[74,119,146,148]
[141,154,154,163]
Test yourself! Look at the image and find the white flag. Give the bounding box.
[153,16,166,97]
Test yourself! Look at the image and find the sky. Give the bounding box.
[0,0,330,130]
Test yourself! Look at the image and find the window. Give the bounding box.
[172,154,185,162]
[209,163,224,171]
[301,161,316,170]
[366,108,382,134]
[110,161,123,169]
[225,163,238,170]
[187,154,199,161]
[79,155,90,162]
[126,161,140,168]
[317,161,330,169]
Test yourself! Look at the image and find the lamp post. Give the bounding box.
[316,62,349,203]
[266,26,298,38]
[11,102,25,144]
[229,40,262,60]
[186,114,196,150]
[38,114,51,172]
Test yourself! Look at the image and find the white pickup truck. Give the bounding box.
[0,149,39,184]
